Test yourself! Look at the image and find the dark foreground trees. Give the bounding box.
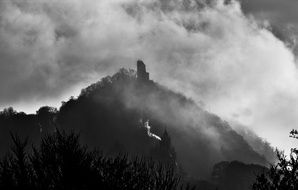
[0,130,195,190]
[252,130,298,190]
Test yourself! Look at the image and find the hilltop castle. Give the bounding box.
[137,60,149,81]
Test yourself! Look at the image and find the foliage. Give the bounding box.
[0,130,195,190]
[0,107,17,118]
[151,130,177,167]
[0,68,273,181]
[252,130,298,190]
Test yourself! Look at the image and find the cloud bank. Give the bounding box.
[240,0,298,55]
[1,0,298,152]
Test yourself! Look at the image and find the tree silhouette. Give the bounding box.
[252,130,298,190]
[36,106,57,133]
[151,129,177,168]
[0,130,195,190]
[0,107,17,118]
[0,133,30,190]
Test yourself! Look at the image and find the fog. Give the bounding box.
[1,0,298,153]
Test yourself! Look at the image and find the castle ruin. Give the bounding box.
[137,60,149,81]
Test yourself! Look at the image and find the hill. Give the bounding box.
[0,61,273,179]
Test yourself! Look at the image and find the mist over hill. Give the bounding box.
[0,62,275,180]
[1,0,297,189]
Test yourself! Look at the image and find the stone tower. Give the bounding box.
[137,60,149,81]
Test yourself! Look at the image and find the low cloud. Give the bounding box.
[0,0,298,153]
[240,0,298,54]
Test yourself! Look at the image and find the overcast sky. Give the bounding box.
[1,0,298,153]
[241,0,298,53]
[242,0,298,24]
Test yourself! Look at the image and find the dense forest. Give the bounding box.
[0,130,195,190]
[0,66,279,189]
